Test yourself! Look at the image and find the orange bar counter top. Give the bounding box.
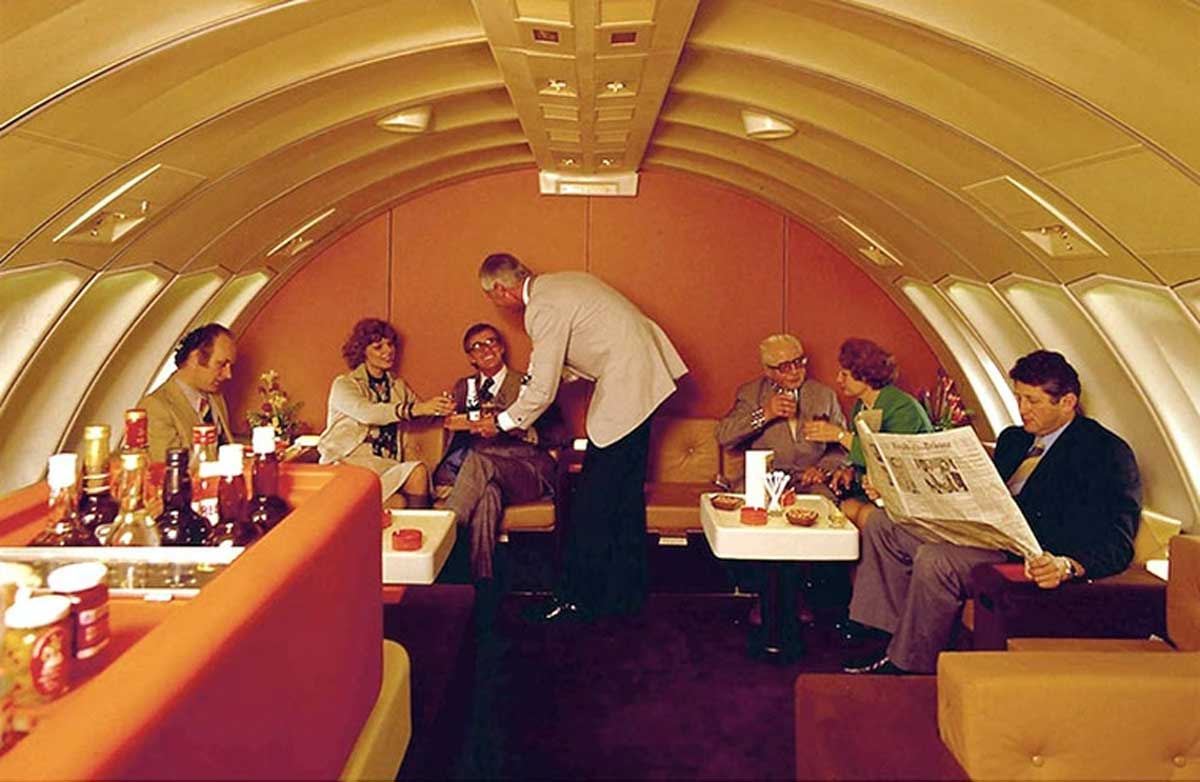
[0,463,384,780]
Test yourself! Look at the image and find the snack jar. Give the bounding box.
[47,562,111,662]
[4,595,72,705]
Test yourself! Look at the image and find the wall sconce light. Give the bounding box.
[377,105,432,133]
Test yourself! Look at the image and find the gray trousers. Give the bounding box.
[848,509,1007,672]
[443,447,552,581]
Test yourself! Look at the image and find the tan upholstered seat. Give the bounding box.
[644,417,721,537]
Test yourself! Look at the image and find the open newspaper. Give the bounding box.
[855,419,1043,560]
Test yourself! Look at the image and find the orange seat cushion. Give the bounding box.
[500,500,556,531]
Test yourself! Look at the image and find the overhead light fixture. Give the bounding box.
[267,208,335,257]
[835,216,903,267]
[547,79,568,93]
[1005,177,1107,256]
[539,171,639,197]
[559,157,578,168]
[377,105,432,134]
[53,164,161,242]
[741,110,796,140]
[605,81,626,93]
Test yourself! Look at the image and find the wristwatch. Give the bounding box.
[1061,557,1077,580]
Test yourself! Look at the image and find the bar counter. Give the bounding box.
[0,463,384,780]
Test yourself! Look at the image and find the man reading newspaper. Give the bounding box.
[843,350,1141,675]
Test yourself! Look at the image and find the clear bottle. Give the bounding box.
[30,453,99,547]
[78,425,119,535]
[105,453,161,547]
[190,424,220,526]
[120,408,160,517]
[155,448,210,546]
[465,377,481,422]
[206,445,261,547]
[246,427,291,534]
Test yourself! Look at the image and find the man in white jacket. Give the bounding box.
[478,253,688,621]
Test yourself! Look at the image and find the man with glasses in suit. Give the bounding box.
[435,322,567,586]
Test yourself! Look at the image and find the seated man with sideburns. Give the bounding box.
[434,322,568,584]
[843,350,1142,675]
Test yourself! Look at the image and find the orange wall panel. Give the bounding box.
[229,214,390,434]
[786,220,940,398]
[590,171,786,417]
[230,168,941,441]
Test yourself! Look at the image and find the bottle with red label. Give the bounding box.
[30,453,99,547]
[206,445,261,547]
[190,424,220,527]
[246,427,290,534]
[78,424,119,535]
[156,448,210,546]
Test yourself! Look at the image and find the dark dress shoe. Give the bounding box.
[522,598,587,624]
[844,654,910,675]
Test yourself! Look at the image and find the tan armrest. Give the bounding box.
[938,651,1200,780]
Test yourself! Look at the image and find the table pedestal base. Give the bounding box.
[747,563,805,662]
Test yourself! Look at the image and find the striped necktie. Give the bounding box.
[198,396,212,424]
[1006,439,1045,495]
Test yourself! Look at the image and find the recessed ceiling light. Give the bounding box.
[599,158,616,168]
[605,81,626,93]
[53,164,161,242]
[547,79,568,93]
[560,157,578,168]
[377,105,432,133]
[267,208,336,257]
[740,109,796,140]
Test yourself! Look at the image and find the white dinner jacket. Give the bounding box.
[503,271,688,447]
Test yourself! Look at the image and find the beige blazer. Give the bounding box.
[139,373,233,462]
[317,364,418,464]
[503,272,688,447]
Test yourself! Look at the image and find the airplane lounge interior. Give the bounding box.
[0,2,1198,780]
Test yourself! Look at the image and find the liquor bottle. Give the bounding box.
[106,453,161,546]
[246,427,290,534]
[189,424,220,526]
[206,445,261,547]
[78,425,119,535]
[155,448,210,546]
[30,453,99,547]
[120,408,149,456]
[465,377,481,422]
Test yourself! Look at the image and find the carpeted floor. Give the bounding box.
[450,591,852,781]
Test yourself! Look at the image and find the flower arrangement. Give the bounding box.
[920,368,971,431]
[245,369,304,442]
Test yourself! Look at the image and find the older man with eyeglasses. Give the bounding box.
[716,333,848,493]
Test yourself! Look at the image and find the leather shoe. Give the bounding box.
[843,654,910,675]
[523,598,587,624]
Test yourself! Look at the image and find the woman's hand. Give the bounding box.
[828,465,857,493]
[413,392,455,417]
[802,420,845,443]
[861,473,881,502]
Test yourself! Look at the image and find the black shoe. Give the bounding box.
[838,619,891,645]
[843,654,909,675]
[522,598,586,624]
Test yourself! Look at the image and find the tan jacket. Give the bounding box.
[316,364,419,464]
[138,373,233,462]
[503,272,688,447]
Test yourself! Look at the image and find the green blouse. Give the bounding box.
[847,384,933,468]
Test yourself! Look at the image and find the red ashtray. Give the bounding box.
[391,528,423,551]
[781,489,796,507]
[739,507,768,526]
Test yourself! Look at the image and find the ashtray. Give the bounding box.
[739,507,768,526]
[711,494,744,511]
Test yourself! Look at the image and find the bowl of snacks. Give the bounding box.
[785,508,820,527]
[711,494,745,512]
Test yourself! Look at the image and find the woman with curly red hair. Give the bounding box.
[316,318,454,506]
[804,337,932,527]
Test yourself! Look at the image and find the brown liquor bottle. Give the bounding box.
[107,453,161,546]
[206,445,262,547]
[78,425,119,534]
[246,427,290,534]
[155,448,210,546]
[30,453,99,547]
[189,424,220,526]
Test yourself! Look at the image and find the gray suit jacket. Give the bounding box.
[503,272,688,447]
[139,373,233,462]
[715,377,848,483]
[317,364,419,464]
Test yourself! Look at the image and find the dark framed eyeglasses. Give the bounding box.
[767,356,808,373]
[467,336,500,353]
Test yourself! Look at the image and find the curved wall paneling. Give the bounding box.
[224,169,945,441]
[996,276,1196,527]
[939,278,1040,386]
[1072,277,1200,525]
[0,269,167,492]
[900,281,1019,438]
[1179,280,1200,324]
[0,262,91,400]
[66,271,227,456]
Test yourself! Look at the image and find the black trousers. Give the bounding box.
[560,415,654,615]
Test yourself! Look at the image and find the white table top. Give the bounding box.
[381,509,457,585]
[699,493,859,561]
